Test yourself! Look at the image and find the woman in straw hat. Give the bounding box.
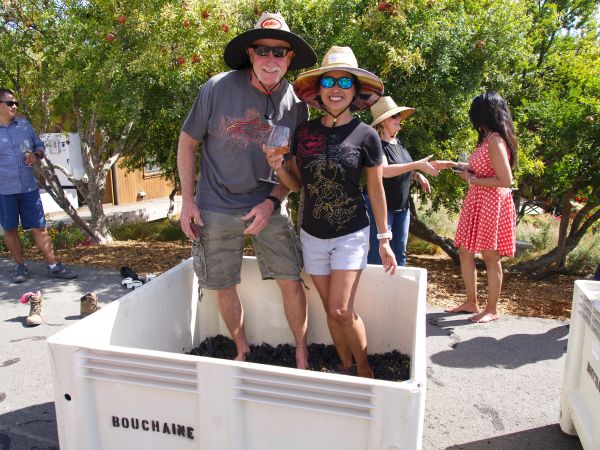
[366,96,456,266]
[264,46,396,378]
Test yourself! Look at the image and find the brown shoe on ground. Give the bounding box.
[26,292,43,327]
[80,292,102,317]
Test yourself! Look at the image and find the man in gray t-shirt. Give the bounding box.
[177,12,316,368]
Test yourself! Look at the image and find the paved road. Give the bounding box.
[0,257,584,449]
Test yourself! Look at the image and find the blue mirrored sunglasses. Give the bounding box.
[319,76,354,89]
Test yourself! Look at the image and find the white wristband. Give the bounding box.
[377,231,392,240]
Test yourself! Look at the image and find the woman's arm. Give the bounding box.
[365,165,397,274]
[383,154,439,178]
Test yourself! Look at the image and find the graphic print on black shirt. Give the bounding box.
[294,119,383,239]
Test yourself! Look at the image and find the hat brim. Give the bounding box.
[293,66,384,112]
[371,106,415,126]
[224,29,317,71]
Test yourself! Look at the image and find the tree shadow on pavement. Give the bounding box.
[445,424,582,450]
[428,313,569,369]
[0,401,58,450]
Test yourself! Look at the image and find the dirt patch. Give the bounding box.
[189,335,410,381]
[7,239,580,321]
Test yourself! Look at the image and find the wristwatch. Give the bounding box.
[266,195,281,211]
[377,231,393,240]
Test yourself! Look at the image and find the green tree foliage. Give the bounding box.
[1,0,597,272]
[1,0,234,242]
[513,1,600,273]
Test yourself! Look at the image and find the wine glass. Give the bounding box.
[259,125,290,184]
[22,141,33,165]
[452,151,470,173]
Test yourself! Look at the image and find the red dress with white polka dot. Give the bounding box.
[454,132,516,257]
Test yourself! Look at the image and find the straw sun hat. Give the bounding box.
[370,96,415,126]
[293,46,384,112]
[223,12,316,71]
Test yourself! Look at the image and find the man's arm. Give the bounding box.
[177,131,203,239]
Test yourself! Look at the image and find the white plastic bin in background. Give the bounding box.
[39,132,83,213]
[47,256,427,450]
[560,280,600,449]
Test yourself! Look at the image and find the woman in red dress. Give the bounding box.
[447,91,518,323]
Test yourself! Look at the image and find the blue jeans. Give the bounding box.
[365,194,410,266]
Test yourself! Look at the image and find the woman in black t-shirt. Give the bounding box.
[264,46,396,378]
[366,96,456,266]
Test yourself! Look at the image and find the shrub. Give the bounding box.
[52,226,86,249]
[110,219,187,242]
[0,225,86,252]
[566,233,600,274]
[410,200,458,254]
[519,214,558,251]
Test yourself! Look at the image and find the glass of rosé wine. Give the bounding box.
[259,125,290,184]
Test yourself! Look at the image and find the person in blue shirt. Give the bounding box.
[0,88,77,283]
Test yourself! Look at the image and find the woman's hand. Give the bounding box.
[416,155,440,176]
[379,240,397,275]
[414,172,431,193]
[431,160,458,170]
[262,144,285,170]
[456,169,472,183]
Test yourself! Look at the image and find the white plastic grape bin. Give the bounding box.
[47,256,426,450]
[559,280,600,449]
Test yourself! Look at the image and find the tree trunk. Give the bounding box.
[35,162,97,238]
[34,105,136,244]
[167,186,179,225]
[514,188,600,276]
[409,198,460,265]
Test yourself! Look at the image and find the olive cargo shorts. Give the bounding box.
[192,208,302,290]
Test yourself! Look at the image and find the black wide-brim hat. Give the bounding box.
[224,12,316,71]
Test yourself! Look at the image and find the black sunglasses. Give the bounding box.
[390,113,401,119]
[250,45,292,58]
[319,76,354,89]
[0,100,18,107]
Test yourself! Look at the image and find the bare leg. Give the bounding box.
[3,229,25,265]
[31,228,57,265]
[312,274,353,369]
[446,246,480,314]
[316,270,373,378]
[469,250,501,323]
[217,286,250,361]
[311,275,352,369]
[276,279,308,369]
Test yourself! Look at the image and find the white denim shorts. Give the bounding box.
[300,226,369,275]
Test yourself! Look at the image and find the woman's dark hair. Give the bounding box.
[468,90,518,168]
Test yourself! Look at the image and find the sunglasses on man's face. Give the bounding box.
[319,76,354,89]
[250,45,292,58]
[0,100,18,107]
